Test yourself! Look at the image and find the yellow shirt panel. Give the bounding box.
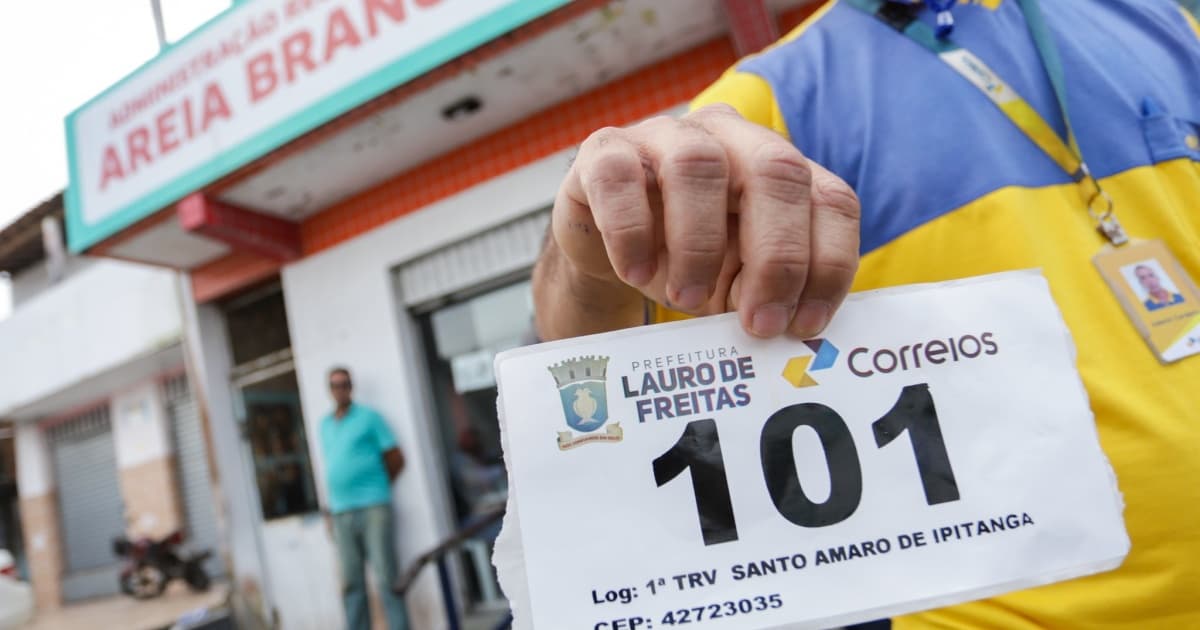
[868,160,1200,630]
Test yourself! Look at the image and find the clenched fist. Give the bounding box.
[535,104,860,341]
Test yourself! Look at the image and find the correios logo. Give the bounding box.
[781,333,1000,385]
[849,332,999,378]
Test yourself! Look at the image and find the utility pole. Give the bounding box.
[150,0,168,51]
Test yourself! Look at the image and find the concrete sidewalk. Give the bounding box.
[22,582,227,630]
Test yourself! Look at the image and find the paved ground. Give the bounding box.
[22,582,227,630]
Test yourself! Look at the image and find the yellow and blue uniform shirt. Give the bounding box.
[658,1,1200,627]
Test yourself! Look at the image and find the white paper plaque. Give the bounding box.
[494,271,1129,630]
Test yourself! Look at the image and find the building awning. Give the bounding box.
[0,192,63,275]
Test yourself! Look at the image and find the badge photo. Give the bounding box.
[1121,259,1186,312]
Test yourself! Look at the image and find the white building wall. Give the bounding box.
[279,147,574,629]
[0,274,11,322]
[110,383,173,468]
[180,288,275,624]
[15,423,52,499]
[0,259,183,419]
[258,517,343,630]
[8,256,95,308]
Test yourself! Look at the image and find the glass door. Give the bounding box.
[419,280,535,609]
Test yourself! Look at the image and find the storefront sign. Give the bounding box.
[493,271,1129,629]
[64,0,570,252]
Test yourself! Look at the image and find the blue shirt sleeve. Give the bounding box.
[370,409,398,451]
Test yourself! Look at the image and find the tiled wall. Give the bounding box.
[19,492,63,611]
[119,456,184,540]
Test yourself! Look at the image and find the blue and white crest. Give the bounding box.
[548,356,610,433]
[549,356,623,450]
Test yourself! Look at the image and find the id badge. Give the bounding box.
[1093,239,1200,363]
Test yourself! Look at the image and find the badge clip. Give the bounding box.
[1087,187,1128,246]
[1097,217,1129,247]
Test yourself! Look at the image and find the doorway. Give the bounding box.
[418,280,535,610]
[222,285,318,523]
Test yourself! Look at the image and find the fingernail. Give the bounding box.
[675,285,709,310]
[625,263,653,287]
[793,301,831,338]
[751,304,791,337]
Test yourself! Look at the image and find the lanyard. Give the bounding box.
[842,0,1129,245]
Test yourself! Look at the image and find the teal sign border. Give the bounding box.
[65,0,572,253]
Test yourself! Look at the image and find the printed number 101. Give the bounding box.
[653,383,960,545]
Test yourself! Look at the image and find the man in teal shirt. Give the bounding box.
[320,367,409,630]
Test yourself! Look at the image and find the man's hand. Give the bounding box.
[534,104,860,341]
[383,447,405,482]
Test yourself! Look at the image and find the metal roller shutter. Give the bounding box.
[398,210,549,310]
[48,405,124,602]
[164,375,224,576]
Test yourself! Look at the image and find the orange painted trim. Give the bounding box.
[190,250,282,303]
[299,36,740,254]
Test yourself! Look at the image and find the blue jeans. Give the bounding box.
[333,504,410,630]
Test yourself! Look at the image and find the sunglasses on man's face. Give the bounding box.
[330,380,352,390]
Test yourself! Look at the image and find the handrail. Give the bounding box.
[394,507,505,595]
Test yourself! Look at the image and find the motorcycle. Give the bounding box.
[112,530,212,599]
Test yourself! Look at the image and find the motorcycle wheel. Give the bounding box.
[124,566,167,599]
[184,563,210,592]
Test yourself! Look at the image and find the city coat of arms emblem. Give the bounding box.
[547,356,623,450]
